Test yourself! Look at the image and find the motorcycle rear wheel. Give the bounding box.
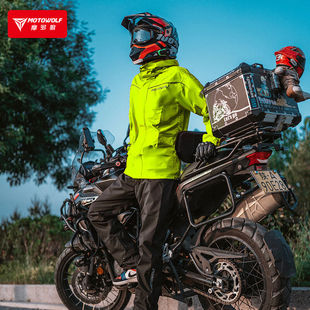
[198,218,291,310]
[55,247,131,310]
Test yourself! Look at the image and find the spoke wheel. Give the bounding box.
[197,218,291,310]
[207,236,266,309]
[55,248,131,310]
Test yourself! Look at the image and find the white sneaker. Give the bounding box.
[112,269,137,286]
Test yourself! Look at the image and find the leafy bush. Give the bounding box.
[289,217,310,286]
[0,197,70,283]
[0,259,55,284]
[265,118,310,286]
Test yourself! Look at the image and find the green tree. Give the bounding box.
[268,127,299,172]
[285,118,310,215]
[269,117,310,215]
[266,120,310,285]
[0,0,106,189]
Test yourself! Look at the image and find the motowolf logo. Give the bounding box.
[13,17,63,31]
[13,18,27,31]
[8,11,67,38]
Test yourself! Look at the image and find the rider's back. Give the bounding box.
[125,59,219,179]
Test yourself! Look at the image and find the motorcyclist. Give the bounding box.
[88,12,220,310]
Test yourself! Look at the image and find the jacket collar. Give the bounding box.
[140,59,179,72]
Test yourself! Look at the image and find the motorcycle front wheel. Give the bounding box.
[55,247,131,310]
[197,218,291,310]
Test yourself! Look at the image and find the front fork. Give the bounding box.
[66,235,118,288]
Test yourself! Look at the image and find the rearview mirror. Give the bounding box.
[97,129,107,146]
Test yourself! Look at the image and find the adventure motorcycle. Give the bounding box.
[55,63,299,310]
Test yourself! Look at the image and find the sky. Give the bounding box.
[1,0,310,219]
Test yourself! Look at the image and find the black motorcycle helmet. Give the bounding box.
[121,12,179,64]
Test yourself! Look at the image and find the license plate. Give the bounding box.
[251,170,289,193]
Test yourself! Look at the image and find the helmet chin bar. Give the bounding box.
[132,51,176,65]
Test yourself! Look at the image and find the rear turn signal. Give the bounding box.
[246,151,272,166]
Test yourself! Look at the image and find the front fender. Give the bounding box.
[263,230,296,278]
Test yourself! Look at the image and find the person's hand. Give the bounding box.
[195,142,217,162]
[274,66,305,102]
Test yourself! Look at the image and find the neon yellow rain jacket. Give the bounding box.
[124,59,220,179]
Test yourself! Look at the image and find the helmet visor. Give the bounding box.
[132,29,154,44]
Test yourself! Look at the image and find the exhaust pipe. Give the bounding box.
[232,188,284,222]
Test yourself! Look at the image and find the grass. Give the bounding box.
[0,259,56,284]
[290,219,310,287]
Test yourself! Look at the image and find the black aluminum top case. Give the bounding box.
[202,63,301,138]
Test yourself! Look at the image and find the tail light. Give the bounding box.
[246,151,272,166]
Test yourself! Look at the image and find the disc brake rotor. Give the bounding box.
[71,268,111,304]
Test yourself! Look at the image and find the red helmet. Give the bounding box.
[274,46,306,78]
[121,12,179,65]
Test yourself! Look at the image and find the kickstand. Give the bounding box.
[168,260,186,301]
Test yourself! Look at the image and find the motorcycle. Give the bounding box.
[55,62,302,310]
[55,123,297,310]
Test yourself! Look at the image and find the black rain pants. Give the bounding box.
[88,173,177,310]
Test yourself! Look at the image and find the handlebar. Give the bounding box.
[91,154,127,174]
